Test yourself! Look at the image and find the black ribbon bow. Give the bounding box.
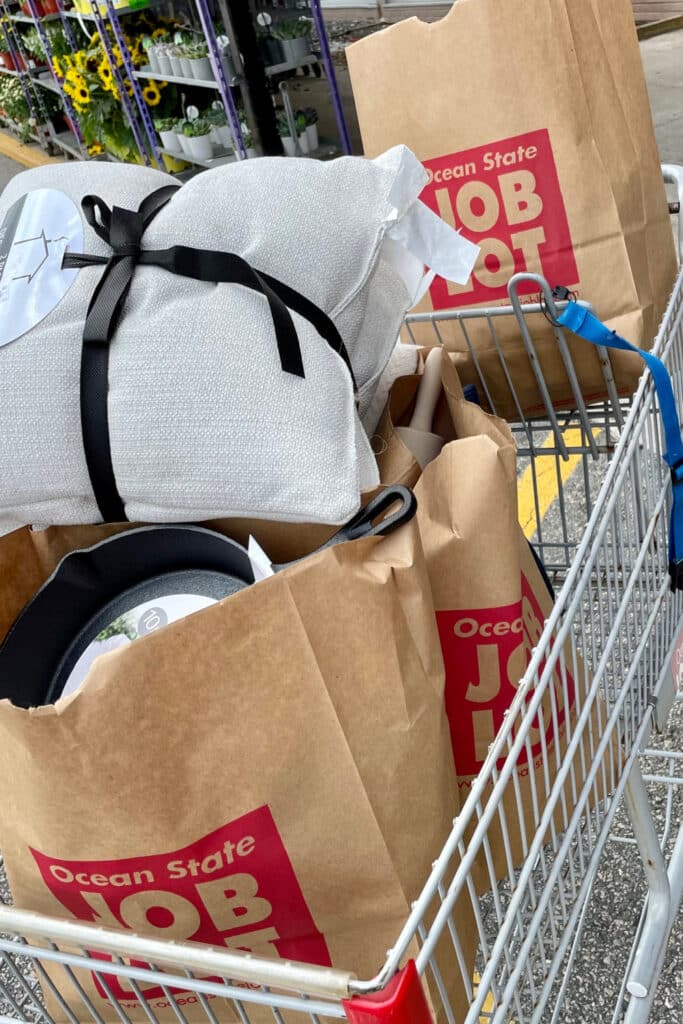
[63,186,357,523]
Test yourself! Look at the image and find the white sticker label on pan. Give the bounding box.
[0,188,83,347]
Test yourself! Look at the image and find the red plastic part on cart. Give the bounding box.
[342,961,433,1023]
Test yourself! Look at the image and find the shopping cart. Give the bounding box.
[2,173,683,1024]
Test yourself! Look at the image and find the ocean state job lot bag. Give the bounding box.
[374,351,614,885]
[0,517,475,1023]
[347,0,677,418]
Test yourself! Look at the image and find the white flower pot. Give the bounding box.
[218,125,232,148]
[177,133,190,155]
[157,54,171,76]
[159,129,181,154]
[297,131,309,155]
[246,148,256,159]
[147,48,160,73]
[168,54,183,77]
[188,134,213,161]
[191,56,213,81]
[305,123,318,151]
[180,56,192,78]
[281,135,296,157]
[282,36,310,63]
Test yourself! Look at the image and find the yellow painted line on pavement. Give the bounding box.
[472,971,514,1023]
[518,428,602,539]
[0,130,62,168]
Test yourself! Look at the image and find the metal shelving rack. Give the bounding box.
[21,0,87,157]
[0,0,87,156]
[0,0,350,169]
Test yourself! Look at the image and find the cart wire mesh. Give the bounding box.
[2,266,683,1022]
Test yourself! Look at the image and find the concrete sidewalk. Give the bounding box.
[642,28,683,162]
[0,152,21,190]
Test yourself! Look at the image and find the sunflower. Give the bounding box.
[88,142,104,155]
[151,27,167,38]
[142,81,161,107]
[111,45,124,67]
[89,31,100,46]
[51,55,63,78]
[62,66,89,105]
[97,56,113,88]
[73,50,87,71]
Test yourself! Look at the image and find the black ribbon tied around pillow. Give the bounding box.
[62,185,358,523]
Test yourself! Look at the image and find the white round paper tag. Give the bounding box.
[0,189,83,348]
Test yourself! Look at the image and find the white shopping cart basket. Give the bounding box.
[2,169,683,1024]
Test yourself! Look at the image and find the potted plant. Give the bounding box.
[20,0,45,16]
[240,122,256,159]
[20,27,47,68]
[154,115,181,154]
[188,42,213,81]
[301,105,318,151]
[155,43,172,77]
[293,109,309,153]
[173,119,190,155]
[168,44,183,78]
[205,105,231,149]
[0,77,30,124]
[0,37,16,71]
[183,117,213,161]
[141,37,157,73]
[272,17,312,63]
[177,43,193,79]
[256,25,282,67]
[277,112,296,157]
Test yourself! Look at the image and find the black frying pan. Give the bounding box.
[0,486,416,708]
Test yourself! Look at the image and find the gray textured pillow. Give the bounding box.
[0,147,473,528]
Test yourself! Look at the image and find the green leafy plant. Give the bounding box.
[205,105,227,127]
[277,111,292,138]
[184,42,208,59]
[0,76,30,121]
[272,17,312,41]
[240,120,253,149]
[20,26,44,59]
[183,117,210,138]
[294,110,307,135]
[22,23,70,60]
[0,36,11,55]
[154,116,175,132]
[301,105,318,126]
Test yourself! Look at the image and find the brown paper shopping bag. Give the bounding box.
[0,518,473,1023]
[347,0,677,418]
[375,351,610,887]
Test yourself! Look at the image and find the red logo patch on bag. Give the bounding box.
[31,806,331,1004]
[436,574,575,779]
[421,129,578,307]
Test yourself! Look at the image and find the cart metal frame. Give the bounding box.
[2,171,683,1024]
